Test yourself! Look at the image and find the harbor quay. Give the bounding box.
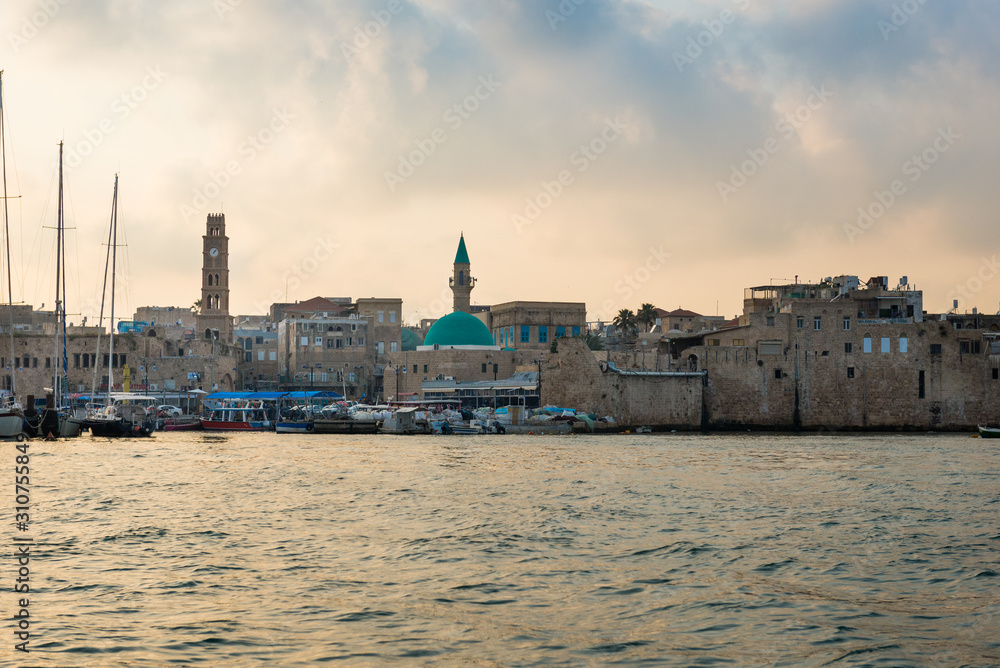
[3,214,998,431]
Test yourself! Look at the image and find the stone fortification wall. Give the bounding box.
[542,338,703,427]
[694,317,1000,430]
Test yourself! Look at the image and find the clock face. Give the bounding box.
[209,247,219,258]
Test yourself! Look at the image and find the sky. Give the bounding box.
[1,0,998,326]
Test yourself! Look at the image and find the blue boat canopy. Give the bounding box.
[205,390,343,401]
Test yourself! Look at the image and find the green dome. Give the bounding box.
[424,311,494,347]
[401,327,422,351]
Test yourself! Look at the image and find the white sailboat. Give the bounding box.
[0,70,27,440]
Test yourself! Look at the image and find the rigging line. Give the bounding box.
[0,70,14,396]
[91,177,116,398]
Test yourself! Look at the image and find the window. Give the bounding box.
[423,364,428,373]
[300,336,309,346]
[83,353,89,368]
[843,317,851,330]
[881,337,890,353]
[521,326,529,343]
[389,312,396,323]
[315,337,323,346]
[357,337,364,346]
[349,372,356,383]
[733,339,745,346]
[556,326,566,338]
[814,317,822,330]
[245,338,253,350]
[572,326,581,337]
[269,351,277,361]
[413,365,417,373]
[336,339,344,349]
[258,351,265,361]
[759,341,781,355]
[845,342,853,354]
[796,316,804,329]
[899,337,908,353]
[390,341,398,352]
[378,311,384,323]
[930,343,942,355]
[245,351,252,363]
[847,366,855,378]
[766,316,775,326]
[255,336,264,345]
[539,326,548,343]
[74,353,81,368]
[377,342,385,354]
[774,369,782,379]
[960,340,982,354]
[707,339,720,346]
[863,336,872,353]
[347,337,353,346]
[919,369,925,398]
[327,339,337,349]
[993,368,998,380]
[45,357,51,369]
[482,363,487,373]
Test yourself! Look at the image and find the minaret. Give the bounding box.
[449,233,475,313]
[196,213,233,342]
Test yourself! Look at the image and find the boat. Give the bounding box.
[163,417,203,431]
[81,175,153,438]
[0,71,28,440]
[380,406,420,434]
[38,141,81,437]
[977,425,1000,438]
[201,401,273,431]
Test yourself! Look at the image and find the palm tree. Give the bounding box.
[637,303,657,332]
[192,299,202,312]
[613,308,637,341]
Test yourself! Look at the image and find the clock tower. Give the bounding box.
[197,213,233,342]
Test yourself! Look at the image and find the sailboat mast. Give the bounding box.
[90,177,116,399]
[53,141,63,405]
[107,175,118,396]
[0,70,14,398]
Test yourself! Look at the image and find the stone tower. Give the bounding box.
[450,233,475,313]
[197,213,233,342]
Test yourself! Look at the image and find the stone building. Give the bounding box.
[485,301,587,351]
[196,213,234,342]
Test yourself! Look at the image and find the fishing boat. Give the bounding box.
[82,175,154,438]
[977,425,1000,438]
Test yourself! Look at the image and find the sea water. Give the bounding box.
[10,432,999,666]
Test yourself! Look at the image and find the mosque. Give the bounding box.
[384,235,586,406]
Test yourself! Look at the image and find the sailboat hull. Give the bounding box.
[0,413,25,438]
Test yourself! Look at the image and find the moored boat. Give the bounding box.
[977,425,1000,438]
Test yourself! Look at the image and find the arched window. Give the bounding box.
[215,273,220,286]
[207,274,213,286]
[458,270,465,286]
[205,328,212,339]
[688,354,698,371]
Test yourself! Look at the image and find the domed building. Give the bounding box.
[421,311,496,350]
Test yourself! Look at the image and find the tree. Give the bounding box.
[192,299,202,312]
[613,308,637,341]
[577,332,605,351]
[637,303,658,332]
